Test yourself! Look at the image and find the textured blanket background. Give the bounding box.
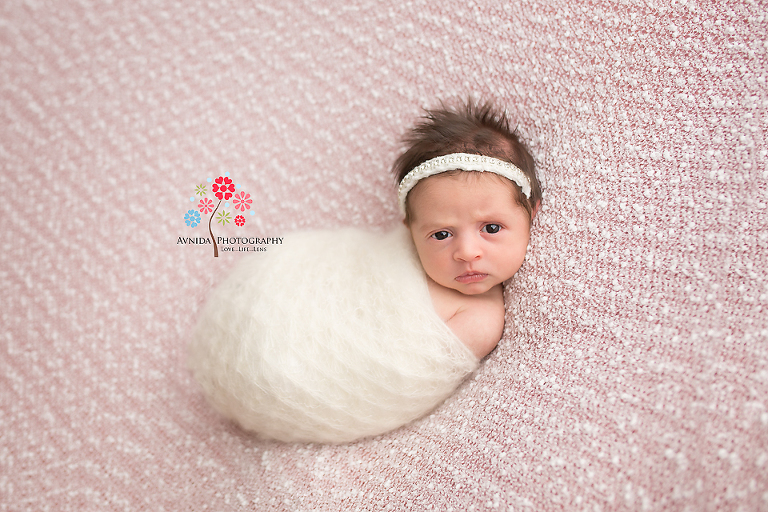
[1,0,766,510]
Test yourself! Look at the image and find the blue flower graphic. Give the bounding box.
[185,209,201,228]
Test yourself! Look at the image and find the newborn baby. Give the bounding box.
[189,100,542,443]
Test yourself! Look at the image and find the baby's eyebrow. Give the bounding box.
[417,221,451,231]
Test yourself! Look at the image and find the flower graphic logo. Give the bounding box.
[216,211,231,225]
[185,210,201,228]
[212,176,235,200]
[198,197,214,214]
[233,192,252,212]
[183,173,254,257]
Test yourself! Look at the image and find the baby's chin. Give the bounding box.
[446,280,503,296]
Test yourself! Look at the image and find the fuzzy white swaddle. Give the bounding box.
[188,225,479,443]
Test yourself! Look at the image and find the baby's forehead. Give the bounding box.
[405,168,530,224]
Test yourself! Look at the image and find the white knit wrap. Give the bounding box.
[188,225,479,443]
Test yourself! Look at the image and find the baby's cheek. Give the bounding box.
[414,246,438,274]
[423,258,451,283]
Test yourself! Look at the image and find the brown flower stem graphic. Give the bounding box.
[208,199,222,257]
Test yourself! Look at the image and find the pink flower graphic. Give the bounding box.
[233,192,252,212]
[212,176,235,200]
[186,173,252,257]
[198,197,214,214]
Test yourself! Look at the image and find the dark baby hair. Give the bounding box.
[393,99,542,221]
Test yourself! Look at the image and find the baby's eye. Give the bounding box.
[430,230,451,241]
[482,223,502,234]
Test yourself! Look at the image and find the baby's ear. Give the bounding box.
[531,200,541,220]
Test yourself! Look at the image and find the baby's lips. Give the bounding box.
[455,271,488,284]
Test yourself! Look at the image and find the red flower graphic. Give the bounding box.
[198,197,214,214]
[235,215,245,227]
[233,192,252,212]
[212,176,235,200]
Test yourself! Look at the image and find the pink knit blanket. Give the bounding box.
[1,0,765,509]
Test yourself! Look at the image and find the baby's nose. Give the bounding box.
[454,236,482,261]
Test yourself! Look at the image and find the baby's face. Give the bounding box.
[407,172,532,296]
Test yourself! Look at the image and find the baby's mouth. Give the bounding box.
[455,271,488,284]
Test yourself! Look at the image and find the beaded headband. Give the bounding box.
[397,152,532,216]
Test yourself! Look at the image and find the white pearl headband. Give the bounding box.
[397,152,532,216]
